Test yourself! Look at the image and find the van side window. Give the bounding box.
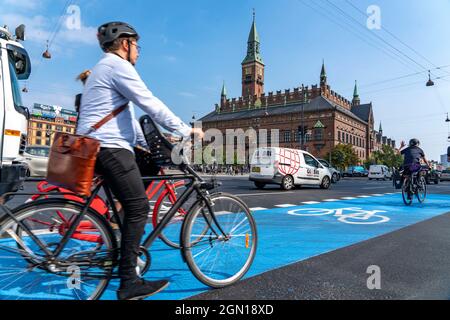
[304,154,319,168]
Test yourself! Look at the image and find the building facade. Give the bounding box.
[200,14,396,163]
[28,103,78,147]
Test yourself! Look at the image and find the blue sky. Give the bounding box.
[1,0,450,160]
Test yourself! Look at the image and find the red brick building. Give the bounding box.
[200,14,395,162]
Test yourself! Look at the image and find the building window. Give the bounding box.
[338,131,341,142]
[56,126,63,132]
[346,133,349,144]
[36,131,42,137]
[284,131,291,143]
[314,128,324,141]
[37,123,43,129]
[36,139,42,145]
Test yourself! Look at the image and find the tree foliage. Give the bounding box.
[327,144,359,170]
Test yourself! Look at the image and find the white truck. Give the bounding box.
[0,24,30,196]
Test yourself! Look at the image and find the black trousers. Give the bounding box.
[95,148,158,283]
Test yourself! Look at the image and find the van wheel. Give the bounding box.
[332,173,338,183]
[281,175,294,191]
[320,176,331,190]
[254,182,266,190]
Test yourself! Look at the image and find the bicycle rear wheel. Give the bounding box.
[0,200,118,300]
[182,193,257,288]
[402,179,413,206]
[416,176,427,203]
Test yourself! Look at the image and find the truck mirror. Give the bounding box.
[15,24,25,41]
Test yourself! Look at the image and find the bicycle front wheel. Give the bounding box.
[182,193,257,288]
[0,200,118,300]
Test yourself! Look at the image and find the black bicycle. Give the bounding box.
[0,116,258,300]
[401,165,429,206]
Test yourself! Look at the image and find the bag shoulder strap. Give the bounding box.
[88,104,128,134]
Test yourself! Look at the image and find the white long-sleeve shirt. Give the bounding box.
[77,53,192,152]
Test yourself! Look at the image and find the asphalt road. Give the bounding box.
[2,176,450,300]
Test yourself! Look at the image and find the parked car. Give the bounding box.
[343,166,368,177]
[425,169,441,185]
[250,147,332,190]
[368,165,393,181]
[24,146,50,177]
[318,159,341,183]
[440,169,450,181]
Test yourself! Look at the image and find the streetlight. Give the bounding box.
[426,71,435,87]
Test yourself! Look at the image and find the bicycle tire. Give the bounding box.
[402,179,413,206]
[153,182,209,249]
[0,199,118,300]
[181,193,257,288]
[416,176,427,203]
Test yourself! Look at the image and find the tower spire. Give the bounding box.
[242,10,264,65]
[241,11,265,98]
[379,122,383,134]
[221,81,227,98]
[352,80,360,106]
[320,59,327,86]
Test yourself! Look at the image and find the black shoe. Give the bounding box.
[117,279,169,300]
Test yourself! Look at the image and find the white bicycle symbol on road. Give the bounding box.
[287,207,390,225]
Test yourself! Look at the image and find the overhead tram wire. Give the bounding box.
[344,0,450,78]
[298,0,422,73]
[27,0,76,90]
[310,0,425,74]
[323,0,436,77]
[361,74,450,95]
[334,65,450,93]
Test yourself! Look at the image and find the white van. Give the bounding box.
[368,165,392,181]
[249,147,332,190]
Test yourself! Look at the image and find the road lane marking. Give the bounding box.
[371,194,385,197]
[357,195,371,198]
[250,207,268,211]
[302,201,321,205]
[323,199,340,202]
[341,197,357,200]
[236,192,296,197]
[275,204,297,208]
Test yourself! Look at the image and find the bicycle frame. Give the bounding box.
[2,165,225,264]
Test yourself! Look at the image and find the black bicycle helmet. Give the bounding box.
[97,21,139,52]
[409,138,420,147]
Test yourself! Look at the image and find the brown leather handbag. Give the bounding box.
[46,104,128,197]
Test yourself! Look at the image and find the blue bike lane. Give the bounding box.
[99,193,450,300]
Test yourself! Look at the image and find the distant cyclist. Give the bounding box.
[398,139,431,176]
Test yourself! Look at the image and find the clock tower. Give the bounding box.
[242,12,265,99]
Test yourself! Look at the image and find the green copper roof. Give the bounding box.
[221,82,227,97]
[353,80,360,99]
[314,120,326,129]
[320,60,327,83]
[242,14,264,65]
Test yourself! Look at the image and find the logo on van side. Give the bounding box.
[278,149,301,175]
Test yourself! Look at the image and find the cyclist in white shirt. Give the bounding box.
[77,21,203,300]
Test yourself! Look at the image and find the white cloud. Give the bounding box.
[178,92,197,98]
[0,0,41,10]
[163,55,177,63]
[0,12,97,46]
